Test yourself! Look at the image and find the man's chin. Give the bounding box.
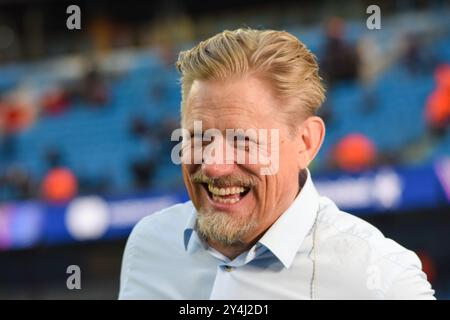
[196,210,257,246]
[200,202,249,221]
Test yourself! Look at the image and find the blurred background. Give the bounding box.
[0,0,449,299]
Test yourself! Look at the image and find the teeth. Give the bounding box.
[212,195,241,204]
[207,184,245,196]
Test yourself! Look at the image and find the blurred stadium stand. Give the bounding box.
[0,0,449,299]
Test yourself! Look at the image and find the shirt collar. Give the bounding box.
[258,169,319,268]
[183,207,202,253]
[183,169,320,268]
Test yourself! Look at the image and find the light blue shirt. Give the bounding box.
[119,171,435,299]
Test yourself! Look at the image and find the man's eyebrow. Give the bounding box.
[230,131,260,143]
[186,128,266,141]
[189,130,204,138]
[190,131,200,137]
[233,133,255,140]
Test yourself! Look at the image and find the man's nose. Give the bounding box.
[202,137,236,178]
[201,162,236,178]
[201,141,236,178]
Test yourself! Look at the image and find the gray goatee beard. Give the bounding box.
[195,208,258,247]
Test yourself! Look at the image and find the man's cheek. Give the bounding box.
[181,167,196,196]
[187,181,199,200]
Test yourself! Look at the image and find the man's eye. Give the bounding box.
[190,135,202,143]
[233,137,252,150]
[191,136,212,148]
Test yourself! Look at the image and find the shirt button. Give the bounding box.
[224,265,233,272]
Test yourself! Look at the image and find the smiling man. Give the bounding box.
[119,28,435,299]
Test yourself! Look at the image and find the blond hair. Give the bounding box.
[176,28,325,126]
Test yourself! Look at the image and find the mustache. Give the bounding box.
[190,170,257,189]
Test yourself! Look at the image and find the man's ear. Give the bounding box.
[297,116,325,169]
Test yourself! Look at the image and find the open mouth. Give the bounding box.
[201,183,251,205]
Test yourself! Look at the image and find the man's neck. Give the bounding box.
[207,240,252,261]
[207,224,276,260]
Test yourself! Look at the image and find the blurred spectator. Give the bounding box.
[0,165,35,200]
[402,32,436,75]
[130,116,150,138]
[43,147,63,169]
[153,117,179,153]
[41,88,70,115]
[128,116,176,191]
[77,171,112,196]
[130,116,178,157]
[150,42,181,117]
[404,33,423,74]
[360,88,379,114]
[425,64,450,136]
[316,100,334,127]
[0,133,16,161]
[75,67,110,107]
[333,133,377,172]
[0,100,34,163]
[41,167,78,203]
[156,41,177,69]
[357,35,383,85]
[320,17,360,87]
[0,101,34,134]
[0,101,16,160]
[130,158,157,190]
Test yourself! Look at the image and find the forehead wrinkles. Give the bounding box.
[197,102,253,115]
[186,93,284,125]
[185,102,262,131]
[182,78,289,130]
